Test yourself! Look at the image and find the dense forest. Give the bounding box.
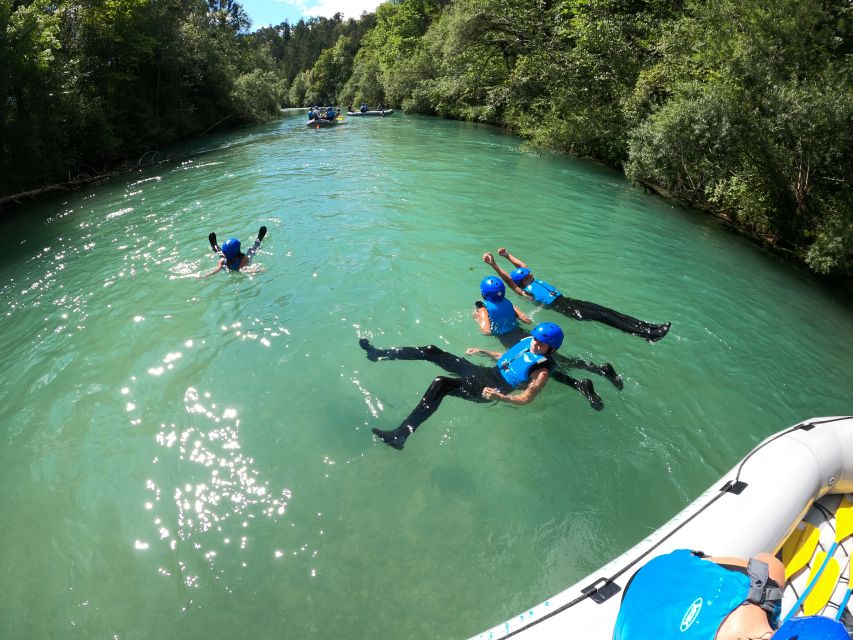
[1,0,850,276]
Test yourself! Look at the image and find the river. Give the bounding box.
[0,111,850,639]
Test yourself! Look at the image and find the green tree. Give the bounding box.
[288,69,310,106]
[358,0,449,106]
[340,44,384,107]
[207,0,250,32]
[625,0,852,273]
[231,69,286,122]
[0,0,63,193]
[307,35,354,105]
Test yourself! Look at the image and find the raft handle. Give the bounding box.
[719,480,748,494]
[581,578,621,604]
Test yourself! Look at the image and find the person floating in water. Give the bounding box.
[474,276,622,409]
[201,225,267,277]
[361,322,566,450]
[484,248,671,342]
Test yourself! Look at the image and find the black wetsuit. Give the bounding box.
[550,295,670,342]
[360,339,547,450]
[514,275,669,340]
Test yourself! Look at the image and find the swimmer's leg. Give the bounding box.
[208,233,220,253]
[551,370,603,410]
[372,376,465,450]
[359,340,446,363]
[359,338,385,361]
[597,362,623,389]
[359,340,476,378]
[245,226,267,262]
[555,353,623,390]
[553,296,671,342]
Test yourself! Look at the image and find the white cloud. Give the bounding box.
[285,0,383,20]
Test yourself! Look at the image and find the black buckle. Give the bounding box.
[719,480,748,494]
[581,578,621,604]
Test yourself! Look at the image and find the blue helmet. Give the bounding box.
[221,238,241,260]
[532,322,564,350]
[480,276,505,302]
[774,616,848,640]
[510,267,531,285]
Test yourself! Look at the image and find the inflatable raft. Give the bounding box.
[346,109,394,116]
[307,117,341,127]
[471,416,853,639]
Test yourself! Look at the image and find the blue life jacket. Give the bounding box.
[497,337,550,388]
[225,255,243,271]
[523,278,562,305]
[484,298,517,335]
[614,549,780,640]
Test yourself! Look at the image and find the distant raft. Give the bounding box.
[346,109,395,117]
[470,415,853,639]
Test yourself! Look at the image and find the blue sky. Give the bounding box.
[239,0,383,29]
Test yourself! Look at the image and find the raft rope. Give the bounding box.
[496,416,853,639]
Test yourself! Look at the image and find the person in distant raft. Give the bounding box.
[483,249,671,342]
[201,226,267,277]
[474,276,622,409]
[361,322,566,450]
[614,548,848,640]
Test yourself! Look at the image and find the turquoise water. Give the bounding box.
[0,112,850,639]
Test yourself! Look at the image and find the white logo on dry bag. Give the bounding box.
[680,598,703,632]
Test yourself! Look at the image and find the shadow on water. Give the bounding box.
[640,187,853,306]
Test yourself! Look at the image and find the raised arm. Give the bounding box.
[497,247,527,269]
[483,252,527,297]
[482,368,549,405]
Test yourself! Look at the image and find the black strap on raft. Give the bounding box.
[494,416,852,639]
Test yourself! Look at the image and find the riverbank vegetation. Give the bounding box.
[0,0,370,200]
[2,0,850,276]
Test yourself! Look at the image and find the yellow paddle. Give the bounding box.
[782,521,820,580]
[782,495,853,623]
[802,551,841,615]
